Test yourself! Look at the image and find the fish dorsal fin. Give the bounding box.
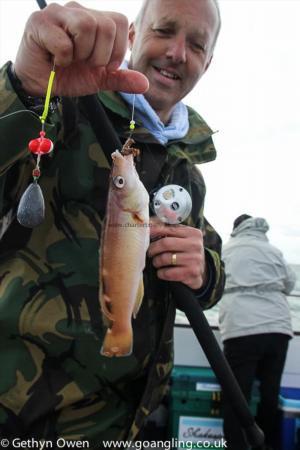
[133,278,144,319]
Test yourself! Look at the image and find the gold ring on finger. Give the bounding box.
[171,253,177,266]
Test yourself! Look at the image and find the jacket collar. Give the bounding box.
[98,91,217,164]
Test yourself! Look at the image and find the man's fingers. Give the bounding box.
[152,252,182,269]
[62,11,98,62]
[148,235,200,258]
[46,4,101,65]
[32,3,128,68]
[30,4,96,67]
[152,251,202,271]
[105,12,130,71]
[89,17,117,67]
[150,222,196,239]
[14,3,148,96]
[34,22,74,67]
[65,3,129,69]
[156,266,205,289]
[148,237,181,258]
[156,266,197,284]
[64,3,128,69]
[157,267,184,281]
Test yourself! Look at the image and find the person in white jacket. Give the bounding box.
[219,215,296,450]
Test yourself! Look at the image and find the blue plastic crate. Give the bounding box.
[279,389,300,450]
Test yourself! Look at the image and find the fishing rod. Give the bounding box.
[36,0,47,8]
[35,1,264,447]
[173,283,264,446]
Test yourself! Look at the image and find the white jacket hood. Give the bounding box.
[231,217,269,238]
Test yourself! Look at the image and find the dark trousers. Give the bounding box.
[222,333,290,450]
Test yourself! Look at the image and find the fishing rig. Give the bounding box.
[27,0,265,446]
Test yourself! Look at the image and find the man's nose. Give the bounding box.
[165,35,187,64]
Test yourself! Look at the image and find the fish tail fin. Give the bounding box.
[100,324,133,357]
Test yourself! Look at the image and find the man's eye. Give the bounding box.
[153,28,172,36]
[192,42,206,53]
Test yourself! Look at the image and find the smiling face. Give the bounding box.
[128,0,219,123]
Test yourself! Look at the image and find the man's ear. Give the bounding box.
[204,54,213,73]
[128,22,136,50]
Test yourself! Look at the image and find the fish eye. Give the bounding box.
[113,176,125,189]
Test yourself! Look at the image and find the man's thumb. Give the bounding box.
[105,69,149,94]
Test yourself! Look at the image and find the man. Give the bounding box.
[219,215,296,450]
[0,0,224,445]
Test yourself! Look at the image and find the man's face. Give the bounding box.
[128,0,219,122]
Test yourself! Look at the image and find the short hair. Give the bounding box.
[233,214,253,230]
[210,0,221,51]
[134,0,221,53]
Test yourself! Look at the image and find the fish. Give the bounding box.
[99,139,150,357]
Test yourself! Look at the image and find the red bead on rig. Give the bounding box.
[28,131,54,156]
[28,130,54,180]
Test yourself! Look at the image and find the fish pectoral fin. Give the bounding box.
[102,314,111,328]
[133,212,146,224]
[133,278,144,319]
[101,294,115,322]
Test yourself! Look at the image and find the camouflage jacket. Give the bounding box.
[0,62,224,446]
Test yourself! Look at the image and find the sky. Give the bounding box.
[1,0,300,264]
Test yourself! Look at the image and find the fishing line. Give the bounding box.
[0,109,40,121]
[0,64,56,126]
[129,93,136,138]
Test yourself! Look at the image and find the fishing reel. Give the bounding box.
[151,185,192,225]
